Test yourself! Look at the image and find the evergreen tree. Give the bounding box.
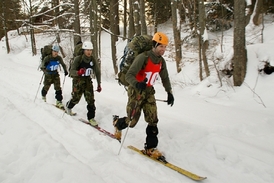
[0,0,25,39]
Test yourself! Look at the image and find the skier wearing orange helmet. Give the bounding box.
[113,32,174,159]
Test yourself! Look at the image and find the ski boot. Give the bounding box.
[64,106,74,116]
[89,118,98,126]
[113,115,122,141]
[56,101,64,109]
[144,145,167,163]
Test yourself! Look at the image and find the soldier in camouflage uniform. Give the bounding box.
[65,41,101,126]
[113,32,174,159]
[40,45,68,108]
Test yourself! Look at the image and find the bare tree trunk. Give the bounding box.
[123,0,127,39]
[128,0,135,38]
[74,0,81,45]
[110,0,118,74]
[154,0,158,33]
[252,0,263,26]
[171,0,182,73]
[199,0,210,78]
[52,0,61,44]
[220,0,224,53]
[233,0,247,86]
[193,0,197,34]
[133,0,141,35]
[140,0,147,35]
[29,0,36,56]
[114,0,120,36]
[198,35,203,81]
[1,0,10,53]
[97,0,102,58]
[90,0,99,60]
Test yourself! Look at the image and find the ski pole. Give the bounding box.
[62,99,70,118]
[34,73,45,102]
[62,75,66,90]
[156,99,167,102]
[118,94,140,155]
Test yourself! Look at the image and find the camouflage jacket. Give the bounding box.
[70,54,101,85]
[41,55,67,74]
[125,50,172,93]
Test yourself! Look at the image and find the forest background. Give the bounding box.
[1,0,274,85]
[1,1,274,182]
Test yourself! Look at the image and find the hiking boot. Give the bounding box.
[114,128,122,141]
[113,115,122,140]
[56,101,64,109]
[89,118,98,126]
[145,148,163,159]
[42,96,46,102]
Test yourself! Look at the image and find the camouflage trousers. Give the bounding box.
[41,73,63,101]
[67,77,96,120]
[117,86,159,149]
[126,86,158,127]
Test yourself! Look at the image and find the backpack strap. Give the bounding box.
[142,51,149,69]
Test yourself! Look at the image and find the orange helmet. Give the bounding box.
[152,32,169,45]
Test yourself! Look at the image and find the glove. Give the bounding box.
[41,68,47,74]
[167,92,174,107]
[96,85,102,92]
[77,68,86,76]
[135,78,147,91]
[64,70,68,76]
[135,81,147,90]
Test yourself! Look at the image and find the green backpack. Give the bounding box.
[40,45,52,61]
[69,42,83,77]
[117,35,153,86]
[73,42,83,58]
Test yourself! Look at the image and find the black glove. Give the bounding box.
[167,92,174,106]
[136,80,147,90]
[41,68,47,74]
[64,70,68,76]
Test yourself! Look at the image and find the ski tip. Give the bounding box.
[196,176,207,181]
[158,156,168,163]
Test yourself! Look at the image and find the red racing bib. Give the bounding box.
[136,58,162,86]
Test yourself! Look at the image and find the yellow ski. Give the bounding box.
[128,145,207,181]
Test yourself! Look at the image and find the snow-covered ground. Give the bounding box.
[0,19,274,183]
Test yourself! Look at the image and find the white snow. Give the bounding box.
[0,18,274,183]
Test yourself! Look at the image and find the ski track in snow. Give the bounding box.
[0,56,187,183]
